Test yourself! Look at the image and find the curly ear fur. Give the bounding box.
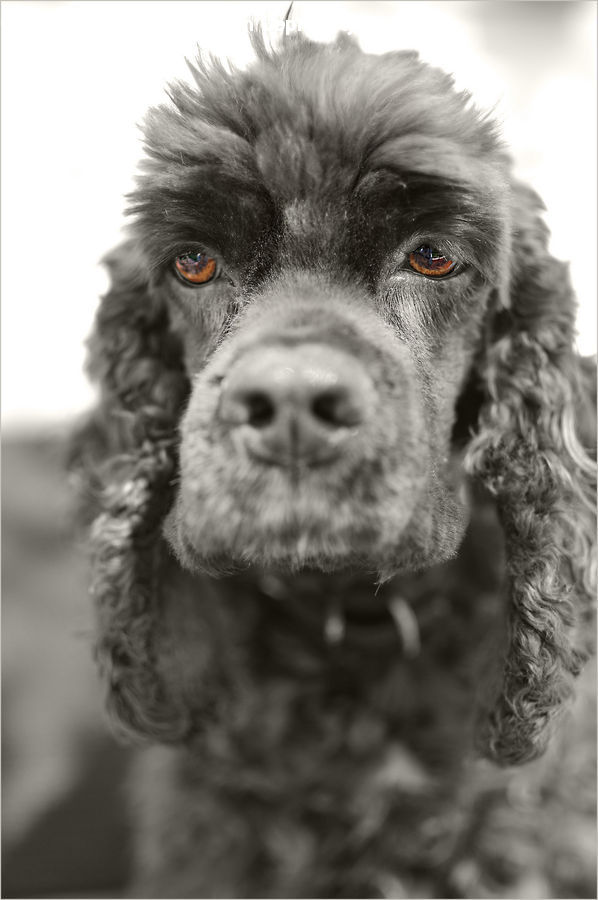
[465,182,596,765]
[78,242,191,741]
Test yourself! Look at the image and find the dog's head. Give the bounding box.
[85,32,595,763]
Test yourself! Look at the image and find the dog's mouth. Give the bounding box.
[167,416,470,578]
[242,437,350,474]
[171,503,396,575]
[165,457,433,580]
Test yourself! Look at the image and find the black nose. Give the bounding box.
[218,344,374,466]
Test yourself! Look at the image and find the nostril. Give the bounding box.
[312,389,362,428]
[244,391,276,428]
[312,392,341,426]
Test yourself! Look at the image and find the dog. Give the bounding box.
[75,29,596,898]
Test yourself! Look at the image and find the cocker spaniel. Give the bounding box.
[76,29,596,899]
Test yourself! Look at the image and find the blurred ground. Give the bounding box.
[2,433,131,899]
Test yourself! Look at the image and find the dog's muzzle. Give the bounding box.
[167,288,444,574]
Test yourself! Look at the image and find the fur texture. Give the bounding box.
[76,30,596,898]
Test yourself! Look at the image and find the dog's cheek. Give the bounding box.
[409,327,483,564]
[381,461,469,578]
[163,372,229,568]
[165,285,237,374]
[164,341,255,570]
[389,328,475,575]
[429,463,471,563]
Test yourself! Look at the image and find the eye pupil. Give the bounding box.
[174,252,217,284]
[409,246,456,277]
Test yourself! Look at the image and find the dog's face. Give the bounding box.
[89,30,593,764]
[129,34,510,577]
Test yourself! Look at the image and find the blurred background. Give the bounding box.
[1,2,596,897]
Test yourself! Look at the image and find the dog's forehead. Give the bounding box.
[283,200,311,233]
[241,53,503,205]
[280,198,345,251]
[132,41,508,274]
[252,120,358,205]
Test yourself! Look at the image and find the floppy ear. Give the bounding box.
[77,241,191,741]
[465,182,596,765]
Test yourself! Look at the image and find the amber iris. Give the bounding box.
[174,252,217,284]
[408,246,456,277]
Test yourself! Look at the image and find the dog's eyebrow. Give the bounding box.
[359,134,506,195]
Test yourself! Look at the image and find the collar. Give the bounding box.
[255,571,423,655]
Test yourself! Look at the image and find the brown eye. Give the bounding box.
[409,246,456,277]
[174,251,218,285]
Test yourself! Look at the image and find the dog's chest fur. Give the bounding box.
[133,513,505,897]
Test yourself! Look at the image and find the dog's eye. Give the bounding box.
[174,252,218,285]
[408,246,456,278]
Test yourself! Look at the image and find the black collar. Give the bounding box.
[255,572,423,655]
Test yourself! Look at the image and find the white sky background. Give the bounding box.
[1,0,596,431]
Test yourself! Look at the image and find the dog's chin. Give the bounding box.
[167,518,395,578]
[164,482,469,581]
